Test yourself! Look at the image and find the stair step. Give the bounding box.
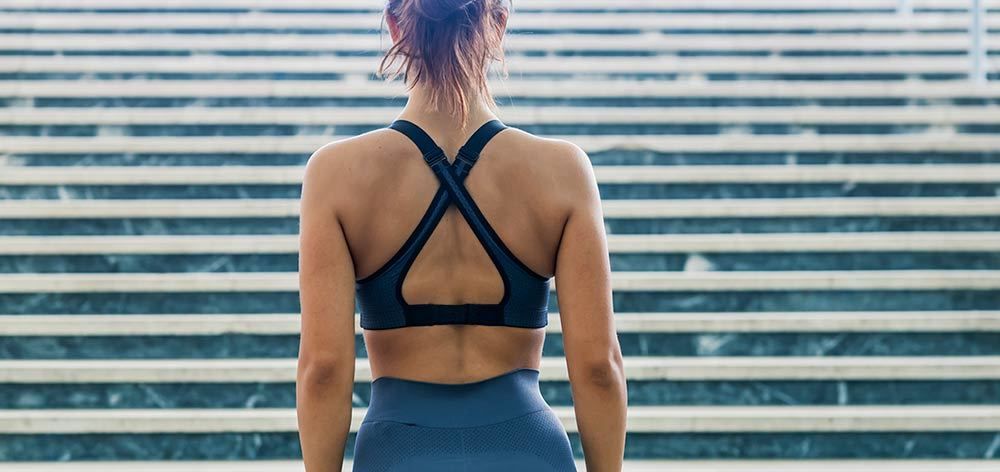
[7,332,998,359]
[4,286,995,314]
[0,55,991,73]
[2,198,998,219]
[3,234,999,272]
[3,405,999,433]
[12,253,998,273]
[9,107,1000,125]
[3,311,997,335]
[1,270,997,293]
[4,431,995,461]
[5,165,1000,185]
[2,233,1000,254]
[6,80,1000,98]
[4,183,995,201]
[7,134,1000,154]
[0,12,988,32]
[4,374,996,408]
[3,357,998,383]
[6,216,998,237]
[2,33,992,54]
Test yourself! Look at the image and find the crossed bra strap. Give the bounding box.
[387,118,508,180]
[383,117,522,286]
[357,117,550,330]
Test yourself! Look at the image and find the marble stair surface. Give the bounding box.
[1,0,999,466]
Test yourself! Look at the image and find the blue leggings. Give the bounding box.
[352,367,578,472]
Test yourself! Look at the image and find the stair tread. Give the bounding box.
[2,405,1000,434]
[1,270,998,293]
[3,356,999,382]
[3,311,997,335]
[4,165,1000,185]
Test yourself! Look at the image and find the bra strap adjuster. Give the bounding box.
[422,148,448,167]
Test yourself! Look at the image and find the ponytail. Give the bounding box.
[379,0,511,129]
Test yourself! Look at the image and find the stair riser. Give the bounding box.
[3,290,998,315]
[10,151,1000,167]
[3,217,1000,236]
[0,432,996,461]
[3,183,998,200]
[3,252,999,273]
[2,380,997,409]
[4,333,1000,359]
[8,123,1000,137]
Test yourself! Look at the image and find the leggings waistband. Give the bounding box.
[364,367,549,429]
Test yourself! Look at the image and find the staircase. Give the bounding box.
[1,0,999,469]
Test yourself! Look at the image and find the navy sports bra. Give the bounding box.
[355,118,552,330]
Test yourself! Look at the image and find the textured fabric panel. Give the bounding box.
[460,408,577,471]
[353,368,576,471]
[355,263,407,329]
[352,420,461,472]
[502,279,551,328]
[352,410,577,472]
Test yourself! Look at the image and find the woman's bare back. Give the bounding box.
[333,119,578,384]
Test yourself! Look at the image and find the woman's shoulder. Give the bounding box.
[305,128,395,172]
[495,126,592,177]
[302,125,594,200]
[304,127,405,182]
[500,127,596,199]
[300,128,397,212]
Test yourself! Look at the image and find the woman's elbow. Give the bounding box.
[297,356,353,395]
[573,348,625,390]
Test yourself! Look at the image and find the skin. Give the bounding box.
[296,6,627,472]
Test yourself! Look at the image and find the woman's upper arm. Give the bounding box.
[552,142,621,370]
[297,142,358,371]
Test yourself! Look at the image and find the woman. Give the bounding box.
[296,0,627,470]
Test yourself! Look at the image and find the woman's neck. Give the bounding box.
[396,82,499,139]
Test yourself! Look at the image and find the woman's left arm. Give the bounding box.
[296,142,358,472]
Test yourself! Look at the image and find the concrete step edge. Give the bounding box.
[1,33,993,53]
[0,13,991,32]
[6,80,1000,98]
[6,134,1000,154]
[2,197,999,219]
[2,356,999,383]
[5,164,1000,185]
[3,311,998,335]
[2,405,1000,433]
[1,270,999,293]
[2,232,999,254]
[9,107,1000,125]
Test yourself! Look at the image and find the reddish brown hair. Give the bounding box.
[379,0,511,129]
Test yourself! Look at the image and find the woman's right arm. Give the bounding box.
[553,142,628,472]
[297,142,358,472]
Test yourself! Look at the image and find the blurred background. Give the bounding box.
[0,0,999,470]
